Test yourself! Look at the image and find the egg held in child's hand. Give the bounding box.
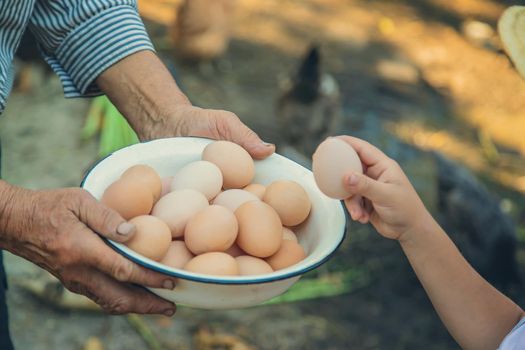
[171,161,223,200]
[312,137,363,199]
[161,241,194,269]
[202,141,255,189]
[266,240,306,270]
[101,178,153,220]
[235,201,283,258]
[121,164,162,202]
[263,180,311,227]
[125,215,172,261]
[184,252,239,276]
[243,183,266,199]
[151,189,209,238]
[213,189,260,212]
[184,205,238,255]
[236,255,273,275]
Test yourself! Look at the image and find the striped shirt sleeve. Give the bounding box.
[0,1,35,113]
[29,0,155,98]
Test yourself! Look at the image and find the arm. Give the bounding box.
[22,0,268,314]
[95,50,274,159]
[7,0,183,316]
[400,215,522,350]
[340,136,523,350]
[29,0,273,158]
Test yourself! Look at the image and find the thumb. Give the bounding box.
[343,172,388,203]
[220,113,275,160]
[77,191,136,243]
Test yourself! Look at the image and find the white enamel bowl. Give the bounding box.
[81,137,346,309]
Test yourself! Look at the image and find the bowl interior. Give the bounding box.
[81,137,346,284]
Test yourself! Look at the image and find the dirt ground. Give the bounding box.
[2,0,525,349]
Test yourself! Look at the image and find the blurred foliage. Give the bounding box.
[266,268,371,304]
[127,314,166,350]
[81,96,139,158]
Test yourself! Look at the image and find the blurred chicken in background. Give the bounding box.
[13,29,52,93]
[276,46,342,155]
[171,0,235,65]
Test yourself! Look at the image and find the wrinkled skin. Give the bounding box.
[0,103,275,316]
[132,104,275,160]
[0,186,178,315]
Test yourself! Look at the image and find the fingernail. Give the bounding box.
[117,222,136,236]
[164,309,175,317]
[262,142,274,147]
[163,280,176,290]
[348,174,359,186]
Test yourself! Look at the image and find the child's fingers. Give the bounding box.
[365,162,389,180]
[355,198,372,224]
[344,172,389,203]
[364,198,374,216]
[358,215,369,224]
[344,195,365,221]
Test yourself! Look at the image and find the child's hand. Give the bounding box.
[339,136,432,241]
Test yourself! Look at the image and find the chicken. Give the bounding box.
[276,46,342,155]
[171,0,235,63]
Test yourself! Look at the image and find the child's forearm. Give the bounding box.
[399,213,523,350]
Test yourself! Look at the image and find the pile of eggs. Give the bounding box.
[101,141,311,276]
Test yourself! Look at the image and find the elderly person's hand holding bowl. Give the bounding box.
[0,2,274,348]
[1,50,274,315]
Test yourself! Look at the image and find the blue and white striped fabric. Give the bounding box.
[0,0,155,113]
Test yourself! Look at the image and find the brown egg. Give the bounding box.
[160,241,194,269]
[171,161,223,200]
[235,201,282,258]
[101,178,153,220]
[263,180,311,226]
[160,176,174,197]
[312,137,363,199]
[202,141,255,189]
[184,252,239,276]
[185,205,238,255]
[121,164,162,202]
[235,255,273,275]
[243,183,266,199]
[282,227,298,242]
[224,243,245,257]
[151,189,209,238]
[265,240,306,270]
[125,215,172,261]
[212,189,259,212]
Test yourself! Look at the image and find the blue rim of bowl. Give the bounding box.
[80,137,348,285]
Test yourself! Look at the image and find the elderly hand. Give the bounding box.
[97,51,275,160]
[0,182,177,316]
[139,104,275,160]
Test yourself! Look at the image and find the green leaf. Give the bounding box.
[96,96,139,158]
[80,97,106,140]
[264,269,372,305]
